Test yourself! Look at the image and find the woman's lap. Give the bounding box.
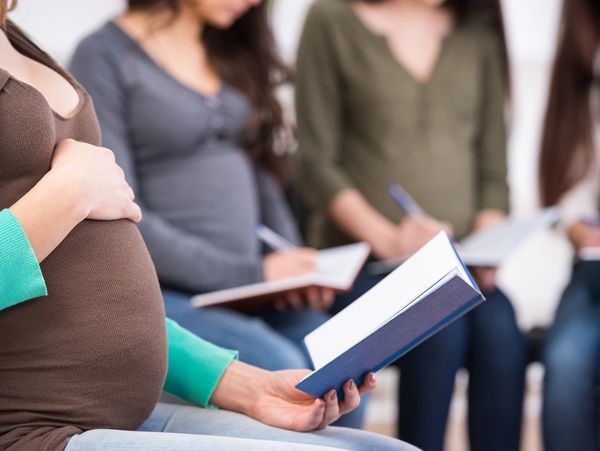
[64,428,346,451]
[62,402,422,451]
[137,402,419,451]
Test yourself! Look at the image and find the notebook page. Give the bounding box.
[457,208,558,266]
[314,242,371,287]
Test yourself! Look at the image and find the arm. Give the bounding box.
[328,189,400,259]
[295,5,354,215]
[2,138,141,309]
[474,30,510,220]
[256,166,302,247]
[164,318,237,407]
[2,167,89,308]
[70,37,264,292]
[8,167,88,264]
[164,318,375,431]
[0,209,47,309]
[294,5,396,255]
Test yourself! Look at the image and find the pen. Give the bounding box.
[255,224,295,252]
[388,184,426,216]
[581,217,600,228]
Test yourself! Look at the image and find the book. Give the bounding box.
[295,232,484,398]
[367,208,558,275]
[190,242,371,311]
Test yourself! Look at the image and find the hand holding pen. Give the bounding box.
[256,224,335,311]
[388,184,454,259]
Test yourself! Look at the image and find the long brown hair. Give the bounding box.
[356,0,510,89]
[0,0,16,25]
[539,0,600,206]
[127,0,290,181]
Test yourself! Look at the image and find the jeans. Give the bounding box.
[64,403,420,451]
[542,261,600,451]
[161,287,367,428]
[397,288,526,451]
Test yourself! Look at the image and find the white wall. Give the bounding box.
[10,0,570,329]
[10,0,124,64]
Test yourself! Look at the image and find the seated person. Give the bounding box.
[0,6,415,450]
[295,0,526,449]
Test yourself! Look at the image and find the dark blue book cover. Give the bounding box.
[295,274,484,398]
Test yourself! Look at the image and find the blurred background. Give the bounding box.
[9,1,568,449]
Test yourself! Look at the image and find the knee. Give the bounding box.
[543,329,597,386]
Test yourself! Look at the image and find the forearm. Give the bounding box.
[9,168,88,262]
[472,209,506,232]
[141,214,264,292]
[164,319,238,407]
[210,360,268,415]
[329,188,397,258]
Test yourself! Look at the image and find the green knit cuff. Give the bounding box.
[164,319,238,408]
[0,209,47,311]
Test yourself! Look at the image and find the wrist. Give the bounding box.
[45,166,93,220]
[211,360,270,417]
[370,221,399,259]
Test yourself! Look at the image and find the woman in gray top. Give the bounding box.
[70,0,366,429]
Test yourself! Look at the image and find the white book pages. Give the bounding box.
[304,232,472,370]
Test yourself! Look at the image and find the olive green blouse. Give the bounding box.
[296,0,509,246]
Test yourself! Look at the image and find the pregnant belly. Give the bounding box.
[0,219,167,436]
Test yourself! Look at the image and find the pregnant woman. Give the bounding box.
[0,2,415,450]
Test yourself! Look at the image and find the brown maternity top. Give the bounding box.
[0,22,167,451]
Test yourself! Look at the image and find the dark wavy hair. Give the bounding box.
[355,0,510,89]
[0,0,17,24]
[127,0,291,181]
[539,0,600,206]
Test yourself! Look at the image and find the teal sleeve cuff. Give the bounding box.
[0,209,47,311]
[164,318,238,408]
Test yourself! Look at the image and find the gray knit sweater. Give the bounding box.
[70,21,301,293]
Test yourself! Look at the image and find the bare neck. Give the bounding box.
[0,26,22,65]
[119,5,203,44]
[355,0,453,35]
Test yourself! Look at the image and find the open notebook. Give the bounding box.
[368,208,558,275]
[295,232,484,398]
[191,242,370,311]
[455,208,558,266]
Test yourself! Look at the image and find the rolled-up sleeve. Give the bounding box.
[475,32,509,213]
[164,318,238,408]
[295,3,354,211]
[0,209,47,310]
